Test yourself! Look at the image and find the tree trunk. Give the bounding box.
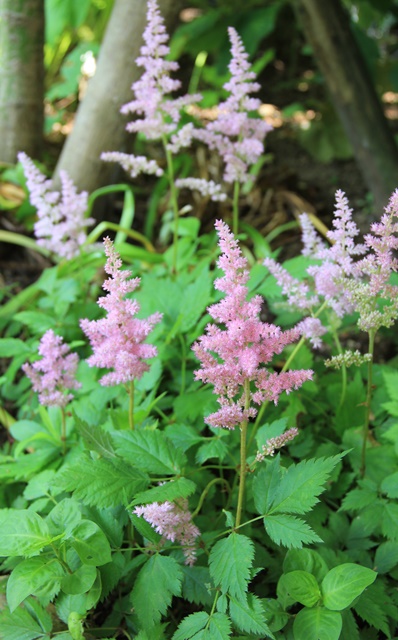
[53,0,183,193]
[293,0,398,213]
[0,0,44,164]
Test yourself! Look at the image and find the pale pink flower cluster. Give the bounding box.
[22,330,81,407]
[175,178,227,202]
[255,427,299,461]
[266,188,398,342]
[102,0,200,179]
[264,190,368,346]
[342,189,398,331]
[134,498,200,565]
[195,28,272,184]
[80,238,162,386]
[18,152,94,260]
[193,221,312,430]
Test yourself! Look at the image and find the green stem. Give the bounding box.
[0,230,51,257]
[129,381,135,430]
[360,330,375,478]
[162,136,180,274]
[61,408,67,455]
[192,478,231,518]
[232,181,240,236]
[235,380,251,529]
[332,331,347,410]
[84,221,155,252]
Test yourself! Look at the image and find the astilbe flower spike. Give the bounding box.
[263,190,369,347]
[193,220,313,430]
[134,498,200,565]
[195,27,272,184]
[101,0,200,177]
[342,189,398,332]
[80,237,162,385]
[18,152,94,260]
[22,330,81,407]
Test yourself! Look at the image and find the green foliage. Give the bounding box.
[321,564,377,610]
[131,555,183,630]
[209,534,254,602]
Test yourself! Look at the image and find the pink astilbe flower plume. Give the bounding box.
[195,28,272,184]
[22,330,81,407]
[18,152,94,260]
[101,0,201,178]
[343,189,398,331]
[193,221,312,430]
[134,498,200,565]
[80,238,162,385]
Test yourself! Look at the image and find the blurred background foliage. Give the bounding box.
[41,0,398,163]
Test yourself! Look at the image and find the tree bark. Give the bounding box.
[0,0,44,164]
[293,0,398,213]
[53,0,184,193]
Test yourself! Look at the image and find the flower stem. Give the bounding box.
[163,136,180,274]
[332,331,347,410]
[192,478,230,518]
[129,380,135,430]
[179,334,187,396]
[360,330,375,478]
[235,379,251,529]
[232,181,240,236]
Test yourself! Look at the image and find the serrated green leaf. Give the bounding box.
[70,520,112,566]
[132,555,183,630]
[181,566,213,606]
[322,563,376,610]
[51,455,148,507]
[74,415,116,458]
[269,455,343,515]
[354,583,391,636]
[229,593,274,637]
[340,609,360,640]
[374,540,398,573]
[381,471,398,498]
[293,607,342,640]
[278,570,321,607]
[7,557,64,611]
[0,509,54,557]
[382,502,398,540]
[131,477,196,506]
[113,429,186,474]
[209,533,254,602]
[264,514,322,548]
[0,605,47,640]
[207,612,232,639]
[172,612,209,640]
[340,486,378,511]
[253,457,282,515]
[164,423,203,452]
[195,438,228,464]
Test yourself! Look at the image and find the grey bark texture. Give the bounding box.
[294,0,398,213]
[53,0,184,193]
[0,0,44,164]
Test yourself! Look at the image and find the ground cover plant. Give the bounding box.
[1,1,398,639]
